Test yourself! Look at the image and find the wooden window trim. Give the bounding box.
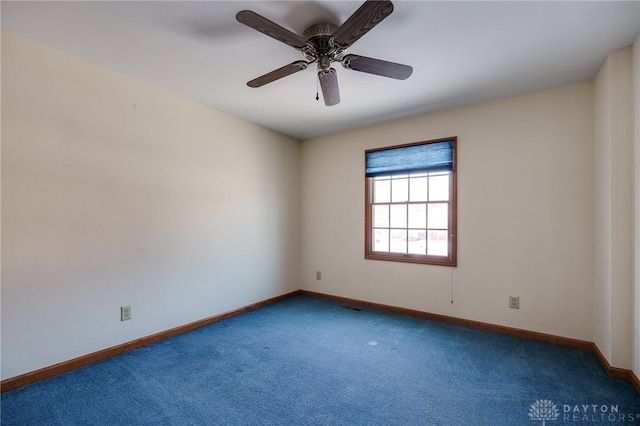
[364,137,457,267]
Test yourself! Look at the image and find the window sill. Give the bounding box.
[365,252,456,267]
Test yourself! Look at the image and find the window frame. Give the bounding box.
[364,137,457,267]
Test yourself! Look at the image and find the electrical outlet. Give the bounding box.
[316,271,322,280]
[509,296,520,309]
[121,305,132,321]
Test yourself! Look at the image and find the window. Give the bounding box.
[365,137,457,266]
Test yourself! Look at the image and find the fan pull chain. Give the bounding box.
[450,267,454,303]
[316,77,319,101]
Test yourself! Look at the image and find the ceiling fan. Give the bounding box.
[236,0,413,106]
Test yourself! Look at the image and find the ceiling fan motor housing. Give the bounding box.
[302,23,344,67]
[303,23,337,51]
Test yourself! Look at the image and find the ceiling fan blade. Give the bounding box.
[247,61,309,88]
[342,54,413,80]
[332,0,394,49]
[319,68,340,106]
[236,10,308,50]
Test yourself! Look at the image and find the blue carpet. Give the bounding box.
[2,295,639,425]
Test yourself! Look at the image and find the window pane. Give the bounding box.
[408,230,426,254]
[409,176,428,202]
[373,205,389,227]
[390,204,407,228]
[391,177,409,202]
[390,229,407,253]
[374,179,390,203]
[427,230,448,256]
[429,174,449,201]
[373,229,389,252]
[427,203,448,229]
[408,203,427,228]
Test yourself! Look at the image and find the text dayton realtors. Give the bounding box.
[562,404,635,422]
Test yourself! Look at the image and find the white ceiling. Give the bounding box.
[2,1,639,140]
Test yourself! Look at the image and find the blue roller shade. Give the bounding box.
[365,139,454,178]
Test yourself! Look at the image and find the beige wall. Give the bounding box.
[1,32,301,380]
[594,47,634,370]
[593,52,614,364]
[4,28,639,383]
[301,82,595,341]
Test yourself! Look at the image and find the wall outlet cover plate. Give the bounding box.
[121,305,132,321]
[509,296,520,309]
